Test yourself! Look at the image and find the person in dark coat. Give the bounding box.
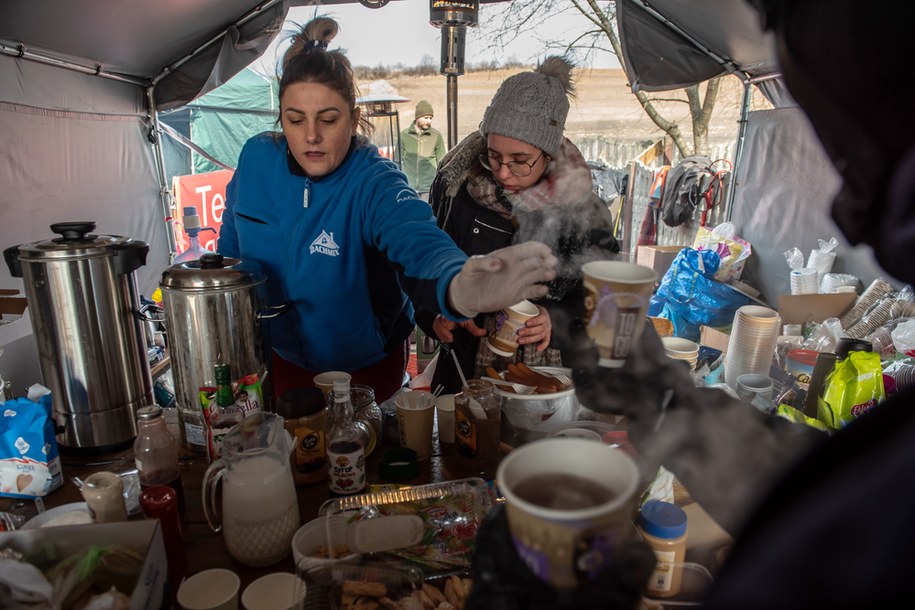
[469,0,915,608]
[415,57,619,395]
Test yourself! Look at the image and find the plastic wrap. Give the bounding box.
[820,273,860,294]
[806,237,838,285]
[891,319,915,357]
[839,278,895,329]
[801,318,847,354]
[692,223,752,282]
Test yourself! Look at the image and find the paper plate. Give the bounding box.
[22,502,93,529]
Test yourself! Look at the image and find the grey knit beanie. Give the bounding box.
[479,56,574,158]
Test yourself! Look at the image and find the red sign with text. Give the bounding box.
[172,169,234,253]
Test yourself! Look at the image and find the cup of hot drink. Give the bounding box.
[485,300,540,357]
[581,261,658,367]
[395,391,436,460]
[313,371,351,399]
[496,437,640,589]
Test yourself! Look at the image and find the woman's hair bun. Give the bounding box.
[283,17,340,69]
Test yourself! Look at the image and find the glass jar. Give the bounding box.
[352,385,382,454]
[454,380,501,477]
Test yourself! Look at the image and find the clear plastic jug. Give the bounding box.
[202,412,300,567]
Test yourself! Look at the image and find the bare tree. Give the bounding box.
[480,0,723,157]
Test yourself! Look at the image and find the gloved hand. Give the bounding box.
[564,319,695,429]
[466,504,656,610]
[448,241,558,318]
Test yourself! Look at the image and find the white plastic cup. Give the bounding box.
[395,391,436,460]
[312,371,351,398]
[241,572,306,610]
[436,394,456,444]
[177,569,241,610]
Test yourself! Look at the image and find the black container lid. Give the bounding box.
[835,338,873,359]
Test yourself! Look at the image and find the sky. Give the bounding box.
[251,0,620,76]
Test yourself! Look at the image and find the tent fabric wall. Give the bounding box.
[0,55,168,296]
[730,107,888,302]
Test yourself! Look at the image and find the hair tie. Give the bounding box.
[303,39,329,52]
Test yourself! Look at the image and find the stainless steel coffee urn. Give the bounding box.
[3,222,153,452]
[159,253,279,453]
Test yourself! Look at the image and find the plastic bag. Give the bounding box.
[692,223,752,282]
[783,247,805,271]
[652,248,751,342]
[820,273,860,294]
[817,351,885,429]
[0,388,63,499]
[802,317,847,354]
[891,318,915,357]
[806,237,838,284]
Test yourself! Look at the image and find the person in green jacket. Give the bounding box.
[400,100,445,200]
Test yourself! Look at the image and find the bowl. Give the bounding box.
[22,502,93,529]
[291,515,360,570]
[494,367,579,443]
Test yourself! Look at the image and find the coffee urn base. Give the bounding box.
[54,398,146,454]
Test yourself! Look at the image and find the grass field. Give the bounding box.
[361,68,751,161]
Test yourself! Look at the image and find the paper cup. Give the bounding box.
[313,371,351,398]
[178,568,241,610]
[241,572,307,610]
[486,300,539,357]
[550,427,602,442]
[497,438,640,589]
[436,394,456,444]
[395,391,436,460]
[582,261,658,368]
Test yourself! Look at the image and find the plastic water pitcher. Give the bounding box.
[173,206,215,264]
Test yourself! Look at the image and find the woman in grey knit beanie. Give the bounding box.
[414,56,620,395]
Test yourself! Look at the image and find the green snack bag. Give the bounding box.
[775,403,832,432]
[818,351,885,429]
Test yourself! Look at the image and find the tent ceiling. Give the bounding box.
[0,0,364,106]
[616,0,778,92]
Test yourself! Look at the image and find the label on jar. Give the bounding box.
[454,406,478,458]
[294,425,326,473]
[184,422,205,446]
[648,549,677,593]
[327,441,365,494]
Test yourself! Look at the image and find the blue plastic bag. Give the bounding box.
[1,393,63,498]
[654,248,751,341]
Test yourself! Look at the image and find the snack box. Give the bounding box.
[0,520,167,610]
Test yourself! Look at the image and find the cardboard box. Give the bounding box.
[699,325,730,353]
[777,293,857,325]
[636,245,686,277]
[0,295,27,321]
[0,520,167,610]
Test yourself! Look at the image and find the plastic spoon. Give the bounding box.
[481,376,537,395]
[449,348,487,419]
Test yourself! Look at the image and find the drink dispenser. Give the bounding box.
[159,253,284,452]
[3,222,152,452]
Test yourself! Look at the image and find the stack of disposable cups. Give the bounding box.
[724,305,782,389]
[789,268,819,295]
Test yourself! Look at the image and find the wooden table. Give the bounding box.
[0,431,476,592]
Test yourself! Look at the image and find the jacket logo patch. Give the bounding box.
[395,189,415,203]
[309,230,340,257]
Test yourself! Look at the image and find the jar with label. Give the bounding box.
[453,379,501,477]
[639,499,688,598]
[139,484,187,589]
[81,471,127,522]
[326,379,366,495]
[276,387,328,486]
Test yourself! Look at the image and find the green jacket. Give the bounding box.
[400,123,445,193]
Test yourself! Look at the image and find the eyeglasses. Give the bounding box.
[478,151,545,177]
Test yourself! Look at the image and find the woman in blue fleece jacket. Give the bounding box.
[218,17,557,401]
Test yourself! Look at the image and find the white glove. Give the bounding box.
[448,241,558,317]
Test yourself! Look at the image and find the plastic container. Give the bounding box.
[319,478,489,575]
[785,349,819,388]
[639,500,688,598]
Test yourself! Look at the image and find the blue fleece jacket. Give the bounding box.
[218,133,467,372]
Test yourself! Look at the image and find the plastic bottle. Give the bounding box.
[139,484,187,593]
[134,405,185,513]
[326,378,366,495]
[639,499,688,598]
[173,206,215,263]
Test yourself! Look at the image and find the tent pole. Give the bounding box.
[724,80,753,222]
[146,85,178,259]
[0,39,147,86]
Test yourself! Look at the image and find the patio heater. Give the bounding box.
[356,90,409,168]
[430,1,480,149]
